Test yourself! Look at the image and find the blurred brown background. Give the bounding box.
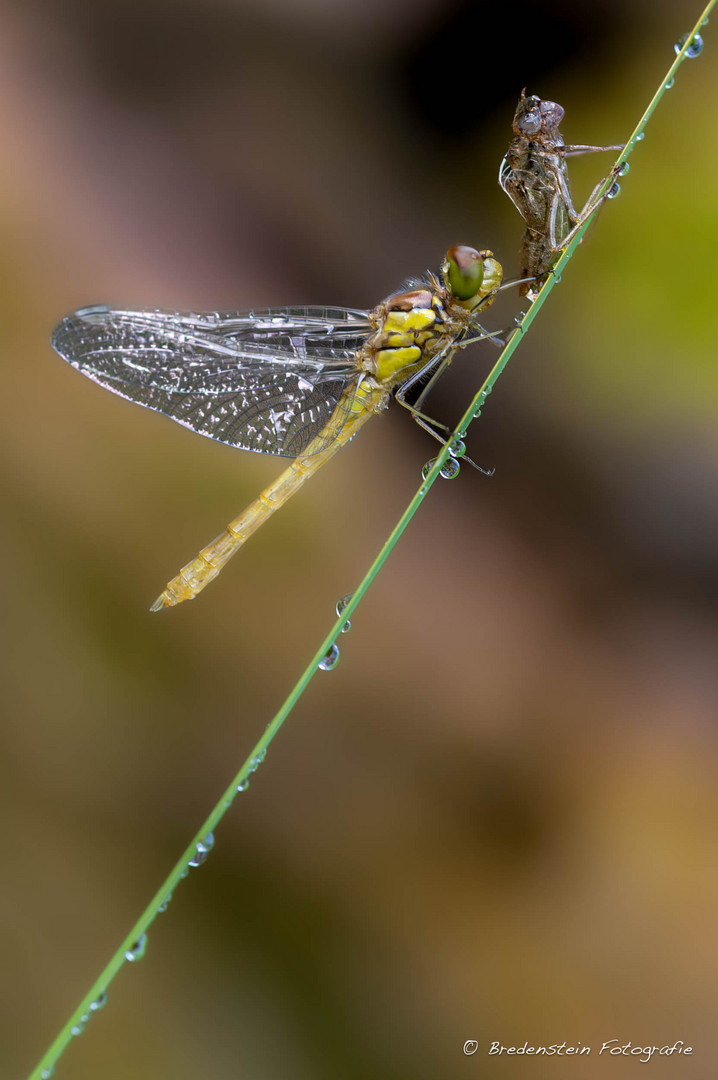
[3,0,717,1077]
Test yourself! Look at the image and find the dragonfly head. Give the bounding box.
[442,246,502,310]
[514,90,564,137]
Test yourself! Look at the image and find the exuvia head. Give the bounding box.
[442,246,502,309]
[513,89,564,136]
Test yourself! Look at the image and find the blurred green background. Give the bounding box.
[3,0,718,1077]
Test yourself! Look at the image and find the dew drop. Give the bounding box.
[335,594,353,632]
[607,182,621,199]
[449,437,466,459]
[318,643,340,671]
[247,748,266,773]
[700,16,709,26]
[180,868,189,879]
[41,1069,54,1079]
[439,458,461,480]
[473,407,482,419]
[636,131,645,141]
[237,778,250,792]
[71,1021,85,1037]
[665,76,675,89]
[158,895,172,913]
[618,161,630,176]
[675,32,703,57]
[90,993,107,1012]
[125,934,147,962]
[188,832,215,868]
[421,459,437,480]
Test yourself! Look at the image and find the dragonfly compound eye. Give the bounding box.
[513,93,543,135]
[539,99,565,128]
[517,107,541,135]
[442,245,486,301]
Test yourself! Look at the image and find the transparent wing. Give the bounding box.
[52,305,373,457]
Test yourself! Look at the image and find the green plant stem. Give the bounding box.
[28,3,716,1076]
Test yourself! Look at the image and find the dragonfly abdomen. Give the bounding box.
[150,382,387,609]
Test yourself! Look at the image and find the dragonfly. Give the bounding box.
[499,90,622,297]
[52,245,510,610]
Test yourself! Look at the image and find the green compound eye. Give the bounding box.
[442,246,486,300]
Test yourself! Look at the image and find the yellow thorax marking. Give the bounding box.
[383,308,436,334]
[374,345,423,382]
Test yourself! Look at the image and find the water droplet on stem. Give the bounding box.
[318,644,340,671]
[247,749,266,773]
[439,458,460,480]
[675,32,703,57]
[125,934,147,962]
[188,833,215,868]
[336,594,353,632]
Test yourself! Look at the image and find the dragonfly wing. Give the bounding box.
[52,305,371,457]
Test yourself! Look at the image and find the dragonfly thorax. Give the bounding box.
[360,250,502,391]
[361,287,447,387]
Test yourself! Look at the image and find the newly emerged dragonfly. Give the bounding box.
[52,246,508,610]
[499,90,622,296]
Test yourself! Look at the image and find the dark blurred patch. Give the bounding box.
[400,0,615,137]
[451,745,570,871]
[488,403,718,614]
[189,854,439,1080]
[36,0,256,103]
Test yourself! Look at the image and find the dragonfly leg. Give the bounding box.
[497,275,538,295]
[549,166,619,254]
[559,143,624,157]
[404,324,506,417]
[548,162,581,229]
[411,414,494,477]
[395,343,496,478]
[395,381,450,434]
[527,143,623,161]
[394,341,457,420]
